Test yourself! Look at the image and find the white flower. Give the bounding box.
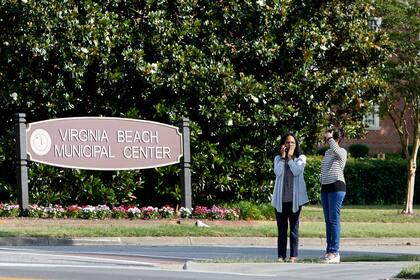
[10,92,18,101]
[150,63,158,74]
[256,0,265,7]
[250,95,259,103]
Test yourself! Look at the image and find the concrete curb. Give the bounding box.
[0,237,419,246]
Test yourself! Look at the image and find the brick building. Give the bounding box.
[342,101,414,156]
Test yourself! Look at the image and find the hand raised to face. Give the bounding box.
[284,135,296,159]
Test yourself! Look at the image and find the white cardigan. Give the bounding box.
[271,154,309,213]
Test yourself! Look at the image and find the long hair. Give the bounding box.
[279,133,301,157]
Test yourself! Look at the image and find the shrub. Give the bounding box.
[80,205,97,219]
[304,156,322,204]
[127,207,142,219]
[384,153,402,160]
[66,205,82,218]
[192,206,209,219]
[231,201,264,220]
[112,206,127,219]
[28,204,43,218]
[303,156,420,205]
[0,203,19,217]
[43,204,66,218]
[159,205,175,219]
[348,144,369,158]
[179,207,192,218]
[401,145,419,159]
[141,206,159,220]
[224,208,240,220]
[209,205,226,220]
[95,205,112,219]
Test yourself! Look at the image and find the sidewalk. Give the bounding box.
[183,261,417,280]
[1,236,419,246]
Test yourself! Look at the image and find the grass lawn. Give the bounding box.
[0,205,419,238]
[396,263,420,279]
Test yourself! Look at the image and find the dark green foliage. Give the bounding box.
[28,164,142,206]
[0,0,390,206]
[348,144,369,158]
[305,157,420,205]
[344,159,420,205]
[384,153,402,160]
[401,145,418,159]
[303,156,322,204]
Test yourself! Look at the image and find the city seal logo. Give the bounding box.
[30,129,52,156]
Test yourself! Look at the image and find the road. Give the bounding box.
[0,244,418,279]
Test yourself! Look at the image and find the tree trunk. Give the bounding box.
[402,159,416,214]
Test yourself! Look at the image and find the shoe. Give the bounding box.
[320,253,329,261]
[288,257,298,263]
[324,253,340,263]
[277,257,286,263]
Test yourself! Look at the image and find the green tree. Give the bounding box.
[0,0,390,206]
[375,0,419,214]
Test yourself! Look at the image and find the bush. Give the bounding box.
[303,156,420,205]
[401,145,419,159]
[304,156,322,204]
[344,158,414,205]
[384,153,402,160]
[348,144,369,158]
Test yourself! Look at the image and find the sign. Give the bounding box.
[26,117,183,170]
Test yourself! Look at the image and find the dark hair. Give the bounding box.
[332,128,345,144]
[280,133,301,157]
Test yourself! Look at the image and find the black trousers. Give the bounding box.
[275,202,302,259]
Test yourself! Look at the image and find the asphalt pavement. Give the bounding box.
[0,236,419,279]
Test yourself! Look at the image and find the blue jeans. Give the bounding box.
[321,191,346,253]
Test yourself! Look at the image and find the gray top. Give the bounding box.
[282,162,294,202]
[271,155,309,213]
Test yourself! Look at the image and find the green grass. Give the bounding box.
[0,220,419,238]
[224,203,420,222]
[396,263,420,279]
[294,205,420,223]
[201,255,420,264]
[0,205,418,238]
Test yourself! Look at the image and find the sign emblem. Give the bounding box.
[29,129,52,156]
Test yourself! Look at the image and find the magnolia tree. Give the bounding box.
[375,0,419,214]
[0,0,389,205]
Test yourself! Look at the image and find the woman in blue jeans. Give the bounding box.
[320,128,347,263]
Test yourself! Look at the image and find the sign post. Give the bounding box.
[179,118,192,209]
[15,113,29,216]
[16,115,191,213]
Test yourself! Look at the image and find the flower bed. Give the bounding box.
[0,203,240,220]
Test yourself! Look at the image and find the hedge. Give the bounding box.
[304,156,420,205]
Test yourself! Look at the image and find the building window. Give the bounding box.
[364,105,380,130]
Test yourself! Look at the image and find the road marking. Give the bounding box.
[0,251,156,266]
[0,263,276,277]
[0,278,40,280]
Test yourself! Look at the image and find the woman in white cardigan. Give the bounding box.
[271,133,309,263]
